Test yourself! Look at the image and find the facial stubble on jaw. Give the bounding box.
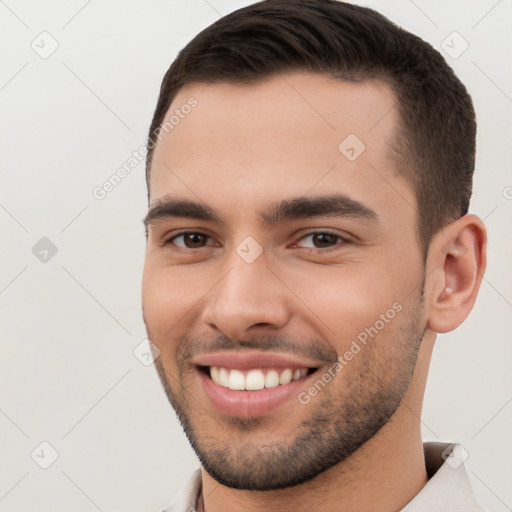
[148,295,425,491]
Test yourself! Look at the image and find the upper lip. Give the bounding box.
[192,351,324,370]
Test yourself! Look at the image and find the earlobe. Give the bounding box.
[426,215,487,334]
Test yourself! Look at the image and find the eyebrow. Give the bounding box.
[261,194,379,225]
[144,198,222,229]
[144,194,379,230]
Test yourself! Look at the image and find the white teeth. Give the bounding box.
[279,369,293,385]
[218,367,229,387]
[209,366,311,390]
[245,369,265,390]
[228,369,245,390]
[264,370,280,389]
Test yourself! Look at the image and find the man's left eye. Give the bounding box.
[295,232,345,249]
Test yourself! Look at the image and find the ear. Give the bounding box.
[425,214,487,333]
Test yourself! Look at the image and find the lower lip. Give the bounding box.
[198,369,315,418]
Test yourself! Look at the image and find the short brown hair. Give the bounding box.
[146,0,476,254]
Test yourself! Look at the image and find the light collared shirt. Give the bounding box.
[161,442,487,511]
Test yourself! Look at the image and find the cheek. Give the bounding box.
[142,265,185,342]
[282,264,407,347]
[142,262,212,341]
[142,268,190,372]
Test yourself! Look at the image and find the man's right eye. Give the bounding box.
[167,232,213,249]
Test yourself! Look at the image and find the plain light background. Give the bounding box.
[1,1,511,511]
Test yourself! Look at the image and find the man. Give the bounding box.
[142,1,488,510]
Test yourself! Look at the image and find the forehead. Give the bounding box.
[149,72,414,228]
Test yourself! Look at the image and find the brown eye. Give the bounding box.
[294,231,346,251]
[184,233,208,248]
[311,233,339,248]
[170,232,211,248]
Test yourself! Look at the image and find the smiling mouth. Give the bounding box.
[198,365,318,391]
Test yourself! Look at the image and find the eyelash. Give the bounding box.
[163,230,350,253]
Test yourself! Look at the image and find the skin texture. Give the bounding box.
[142,73,486,512]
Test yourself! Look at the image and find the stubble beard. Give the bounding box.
[150,297,425,491]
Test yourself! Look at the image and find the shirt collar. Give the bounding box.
[400,442,485,511]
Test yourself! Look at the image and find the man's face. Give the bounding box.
[142,73,426,490]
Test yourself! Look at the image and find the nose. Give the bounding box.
[201,254,291,340]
